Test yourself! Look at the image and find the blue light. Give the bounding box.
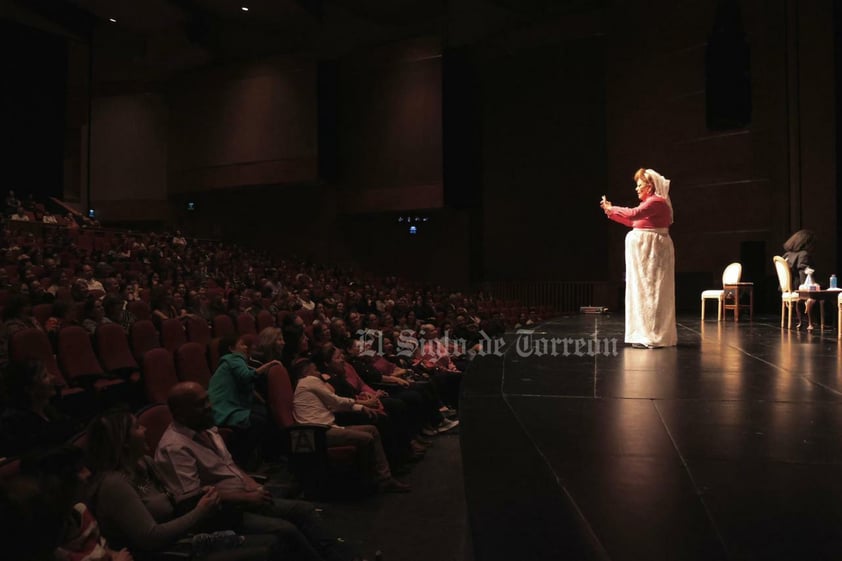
[409,226,417,235]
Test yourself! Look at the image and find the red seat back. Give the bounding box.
[130,320,160,361]
[95,323,139,372]
[10,328,66,385]
[58,326,105,382]
[266,364,296,429]
[175,342,212,388]
[208,337,223,372]
[136,403,173,453]
[142,348,179,404]
[236,313,257,335]
[256,310,275,332]
[160,318,187,353]
[127,300,150,321]
[212,314,235,338]
[185,316,211,346]
[32,303,52,328]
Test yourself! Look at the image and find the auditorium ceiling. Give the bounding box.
[5,0,609,80]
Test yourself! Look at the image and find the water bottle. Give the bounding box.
[831,274,838,289]
[192,530,245,557]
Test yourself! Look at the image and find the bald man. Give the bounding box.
[155,382,354,561]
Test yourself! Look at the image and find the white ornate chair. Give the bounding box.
[701,262,742,321]
[773,256,800,328]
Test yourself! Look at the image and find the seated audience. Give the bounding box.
[280,324,309,370]
[0,360,80,458]
[208,336,282,467]
[291,359,409,493]
[81,296,105,334]
[10,206,30,221]
[80,265,105,295]
[0,295,40,367]
[251,327,285,365]
[21,445,134,561]
[154,382,356,561]
[102,295,135,333]
[314,343,420,466]
[87,410,281,561]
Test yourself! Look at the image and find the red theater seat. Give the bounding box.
[236,313,257,335]
[142,348,179,404]
[160,318,187,353]
[212,314,235,338]
[175,342,212,388]
[185,316,211,346]
[130,320,160,361]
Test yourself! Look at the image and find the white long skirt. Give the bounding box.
[624,228,677,347]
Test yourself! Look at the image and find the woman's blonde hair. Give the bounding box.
[633,168,652,186]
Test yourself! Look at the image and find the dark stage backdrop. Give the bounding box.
[0,19,67,200]
[479,37,609,282]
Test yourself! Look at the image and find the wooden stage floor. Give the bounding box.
[460,313,842,561]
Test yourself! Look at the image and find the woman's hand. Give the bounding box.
[356,396,381,409]
[600,195,612,212]
[256,360,282,374]
[383,375,410,387]
[109,548,134,561]
[196,486,221,514]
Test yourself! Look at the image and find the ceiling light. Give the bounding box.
[109,17,117,23]
[241,6,249,11]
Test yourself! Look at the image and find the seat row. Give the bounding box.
[9,319,244,415]
[1,360,362,497]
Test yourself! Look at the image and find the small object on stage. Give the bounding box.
[580,306,608,314]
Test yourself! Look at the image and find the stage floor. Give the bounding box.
[460,313,842,561]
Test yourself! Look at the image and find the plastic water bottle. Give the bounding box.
[192,531,244,557]
[831,275,838,289]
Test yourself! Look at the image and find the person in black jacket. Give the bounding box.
[783,229,817,330]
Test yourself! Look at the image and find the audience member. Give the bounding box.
[21,445,134,561]
[81,296,105,334]
[208,336,282,467]
[291,359,409,493]
[155,382,356,561]
[0,360,79,458]
[87,410,281,560]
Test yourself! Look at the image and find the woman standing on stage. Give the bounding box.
[600,168,677,348]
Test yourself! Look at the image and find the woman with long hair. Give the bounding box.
[86,410,280,560]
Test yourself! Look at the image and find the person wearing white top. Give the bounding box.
[291,359,409,492]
